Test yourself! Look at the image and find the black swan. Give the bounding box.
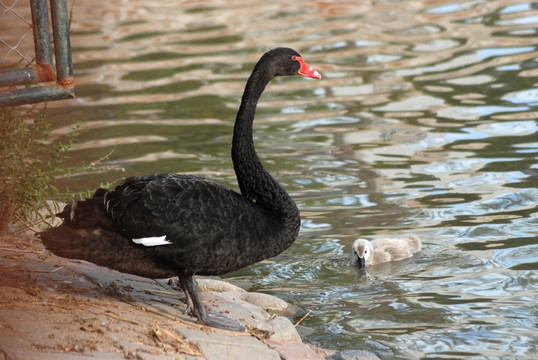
[351,236,422,269]
[39,47,321,330]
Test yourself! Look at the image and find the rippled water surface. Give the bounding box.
[48,0,537,358]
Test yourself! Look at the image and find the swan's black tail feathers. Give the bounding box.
[40,226,120,263]
[38,225,174,278]
[41,188,119,261]
[56,188,113,229]
[38,187,175,277]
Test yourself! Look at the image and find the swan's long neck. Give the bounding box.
[231,66,299,223]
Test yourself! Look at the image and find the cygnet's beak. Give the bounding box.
[357,256,366,269]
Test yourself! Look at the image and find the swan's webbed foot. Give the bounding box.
[178,276,245,332]
[204,311,246,332]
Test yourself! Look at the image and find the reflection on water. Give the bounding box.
[47,0,537,358]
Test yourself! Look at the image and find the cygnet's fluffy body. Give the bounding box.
[351,236,421,269]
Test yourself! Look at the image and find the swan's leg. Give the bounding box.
[181,282,195,315]
[178,276,207,320]
[178,275,245,332]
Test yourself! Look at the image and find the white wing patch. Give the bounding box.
[132,235,172,247]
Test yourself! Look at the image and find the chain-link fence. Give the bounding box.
[0,0,74,107]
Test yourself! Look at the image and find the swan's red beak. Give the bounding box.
[293,56,322,79]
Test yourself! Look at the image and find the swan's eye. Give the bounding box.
[291,55,298,61]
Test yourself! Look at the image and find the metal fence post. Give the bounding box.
[0,0,75,107]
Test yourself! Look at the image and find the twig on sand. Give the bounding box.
[152,324,204,356]
[104,311,138,324]
[144,288,180,297]
[0,247,43,254]
[50,266,64,273]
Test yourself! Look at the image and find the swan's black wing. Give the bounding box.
[102,174,280,274]
[105,174,253,240]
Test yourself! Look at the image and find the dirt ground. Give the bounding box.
[0,231,208,359]
[0,231,339,360]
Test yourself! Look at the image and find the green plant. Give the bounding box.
[0,106,83,232]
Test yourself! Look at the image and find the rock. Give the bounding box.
[244,292,300,317]
[197,277,300,317]
[197,278,246,293]
[219,291,300,317]
[265,340,326,360]
[259,315,302,343]
[201,291,302,343]
[178,328,281,360]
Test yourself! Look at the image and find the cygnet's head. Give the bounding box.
[351,238,374,269]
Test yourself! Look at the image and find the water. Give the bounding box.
[45,0,537,358]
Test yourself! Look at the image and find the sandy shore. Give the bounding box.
[0,231,380,360]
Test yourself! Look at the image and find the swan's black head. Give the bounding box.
[258,47,321,79]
